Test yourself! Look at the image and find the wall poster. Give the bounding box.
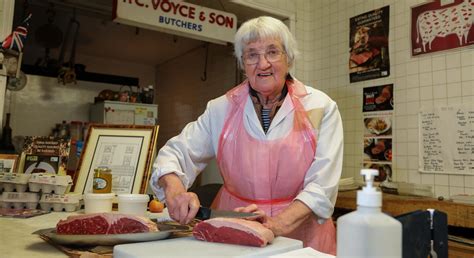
[349,6,390,83]
[411,0,473,56]
[362,84,394,183]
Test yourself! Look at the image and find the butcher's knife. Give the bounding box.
[195,206,259,220]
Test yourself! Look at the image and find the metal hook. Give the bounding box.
[201,44,209,81]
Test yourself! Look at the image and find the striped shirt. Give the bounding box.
[249,84,288,134]
[261,108,271,133]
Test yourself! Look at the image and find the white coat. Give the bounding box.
[150,83,343,222]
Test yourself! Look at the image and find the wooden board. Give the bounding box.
[335,191,474,228]
[37,221,193,257]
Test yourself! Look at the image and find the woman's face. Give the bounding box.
[243,38,289,98]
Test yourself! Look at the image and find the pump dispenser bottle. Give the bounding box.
[337,169,402,258]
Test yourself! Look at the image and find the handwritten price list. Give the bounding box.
[419,105,474,175]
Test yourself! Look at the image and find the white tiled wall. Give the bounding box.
[309,0,474,198]
[248,0,474,198]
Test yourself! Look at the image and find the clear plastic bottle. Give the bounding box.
[337,169,402,258]
[0,113,15,153]
[141,87,149,104]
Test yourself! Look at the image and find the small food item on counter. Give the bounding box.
[83,193,115,214]
[148,199,164,213]
[56,213,158,235]
[192,217,274,247]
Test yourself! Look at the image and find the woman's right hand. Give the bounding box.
[166,191,200,225]
[158,173,200,225]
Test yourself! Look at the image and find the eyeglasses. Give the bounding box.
[242,49,286,65]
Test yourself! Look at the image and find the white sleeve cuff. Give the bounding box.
[149,167,190,203]
[295,185,334,224]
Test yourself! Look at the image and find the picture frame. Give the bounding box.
[21,136,71,175]
[0,154,19,173]
[410,0,473,57]
[72,124,159,195]
[0,49,23,78]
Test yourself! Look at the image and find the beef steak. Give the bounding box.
[56,213,158,235]
[193,217,274,247]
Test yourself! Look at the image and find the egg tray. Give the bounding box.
[1,192,40,210]
[0,173,31,193]
[28,173,73,194]
[1,201,38,210]
[39,193,83,212]
[0,182,28,193]
[28,183,70,195]
[39,202,81,212]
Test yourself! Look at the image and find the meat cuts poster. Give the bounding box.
[349,6,390,83]
[411,0,474,56]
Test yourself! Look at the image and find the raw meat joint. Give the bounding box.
[56,213,158,235]
[193,218,274,247]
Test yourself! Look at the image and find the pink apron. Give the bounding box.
[213,79,336,255]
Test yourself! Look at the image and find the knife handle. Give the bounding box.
[195,206,211,220]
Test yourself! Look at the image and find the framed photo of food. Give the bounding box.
[363,162,392,182]
[364,116,392,137]
[362,84,393,112]
[364,138,392,162]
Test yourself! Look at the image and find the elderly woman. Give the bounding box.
[150,16,342,254]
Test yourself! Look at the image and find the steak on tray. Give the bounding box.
[193,217,274,247]
[56,213,158,235]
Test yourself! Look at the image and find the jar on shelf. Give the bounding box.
[93,167,112,194]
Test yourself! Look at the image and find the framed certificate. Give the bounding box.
[72,124,159,195]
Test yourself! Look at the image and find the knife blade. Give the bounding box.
[195,206,259,220]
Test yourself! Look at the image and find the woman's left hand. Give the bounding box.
[234,204,266,223]
[261,217,287,236]
[233,204,286,236]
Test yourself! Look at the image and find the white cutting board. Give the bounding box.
[114,236,303,258]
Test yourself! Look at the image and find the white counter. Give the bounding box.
[114,236,303,258]
[0,212,72,257]
[0,210,172,257]
[0,210,305,257]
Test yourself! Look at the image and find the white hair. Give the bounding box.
[234,16,298,69]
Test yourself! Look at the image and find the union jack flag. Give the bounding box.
[1,13,32,52]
